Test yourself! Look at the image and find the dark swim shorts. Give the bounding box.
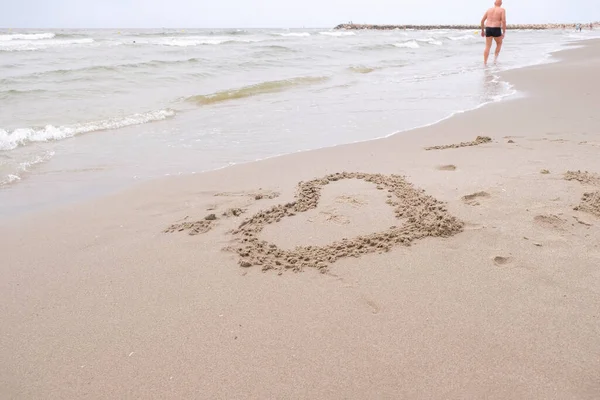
[485,27,503,37]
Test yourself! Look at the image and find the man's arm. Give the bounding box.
[502,9,507,36]
[481,10,488,37]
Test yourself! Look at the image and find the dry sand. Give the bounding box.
[1,40,600,399]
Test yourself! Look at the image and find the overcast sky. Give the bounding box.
[2,0,598,28]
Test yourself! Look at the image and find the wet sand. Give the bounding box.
[1,40,600,399]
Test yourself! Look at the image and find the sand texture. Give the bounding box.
[576,191,600,217]
[2,41,600,399]
[564,170,600,218]
[564,170,600,185]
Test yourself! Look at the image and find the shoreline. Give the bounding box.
[1,39,600,398]
[0,37,582,220]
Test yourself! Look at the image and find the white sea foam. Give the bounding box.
[394,40,420,49]
[0,32,56,41]
[319,31,356,37]
[0,38,94,51]
[273,32,311,37]
[0,151,55,186]
[134,36,261,46]
[417,38,443,46]
[448,34,477,41]
[565,32,600,41]
[0,109,175,151]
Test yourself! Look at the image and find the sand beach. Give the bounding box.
[1,40,600,399]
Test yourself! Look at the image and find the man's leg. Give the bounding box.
[493,37,503,62]
[484,37,493,65]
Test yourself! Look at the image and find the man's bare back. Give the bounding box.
[484,6,505,28]
[481,0,507,65]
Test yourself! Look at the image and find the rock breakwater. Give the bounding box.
[334,23,600,30]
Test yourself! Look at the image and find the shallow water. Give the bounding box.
[1,28,599,215]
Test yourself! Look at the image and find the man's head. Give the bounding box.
[494,0,503,5]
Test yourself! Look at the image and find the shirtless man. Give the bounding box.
[480,0,507,65]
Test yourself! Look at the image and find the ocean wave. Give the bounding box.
[313,82,357,93]
[271,32,311,37]
[187,76,330,105]
[357,43,394,51]
[319,31,356,37]
[1,58,209,84]
[0,32,55,41]
[54,32,89,38]
[394,65,481,84]
[0,109,175,151]
[348,66,376,74]
[131,36,261,46]
[417,38,443,46]
[126,30,248,37]
[250,46,298,59]
[221,29,250,35]
[394,40,420,49]
[0,151,55,186]
[0,88,46,100]
[255,45,297,52]
[0,38,94,52]
[448,34,477,41]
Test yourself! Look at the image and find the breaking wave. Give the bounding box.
[271,32,311,37]
[417,37,443,46]
[0,32,56,41]
[0,109,176,151]
[0,151,55,186]
[130,36,261,47]
[394,40,420,49]
[448,34,477,41]
[0,38,94,51]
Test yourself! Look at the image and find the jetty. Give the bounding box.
[334,23,599,31]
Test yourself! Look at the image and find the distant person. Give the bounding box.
[576,23,581,32]
[480,0,507,65]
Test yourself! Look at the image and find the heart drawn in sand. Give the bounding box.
[230,172,464,272]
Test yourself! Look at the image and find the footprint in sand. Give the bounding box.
[461,191,491,206]
[362,297,381,314]
[493,256,512,266]
[533,214,566,230]
[164,214,215,235]
[436,165,457,171]
[165,209,247,236]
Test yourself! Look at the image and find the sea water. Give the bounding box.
[1,28,599,214]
